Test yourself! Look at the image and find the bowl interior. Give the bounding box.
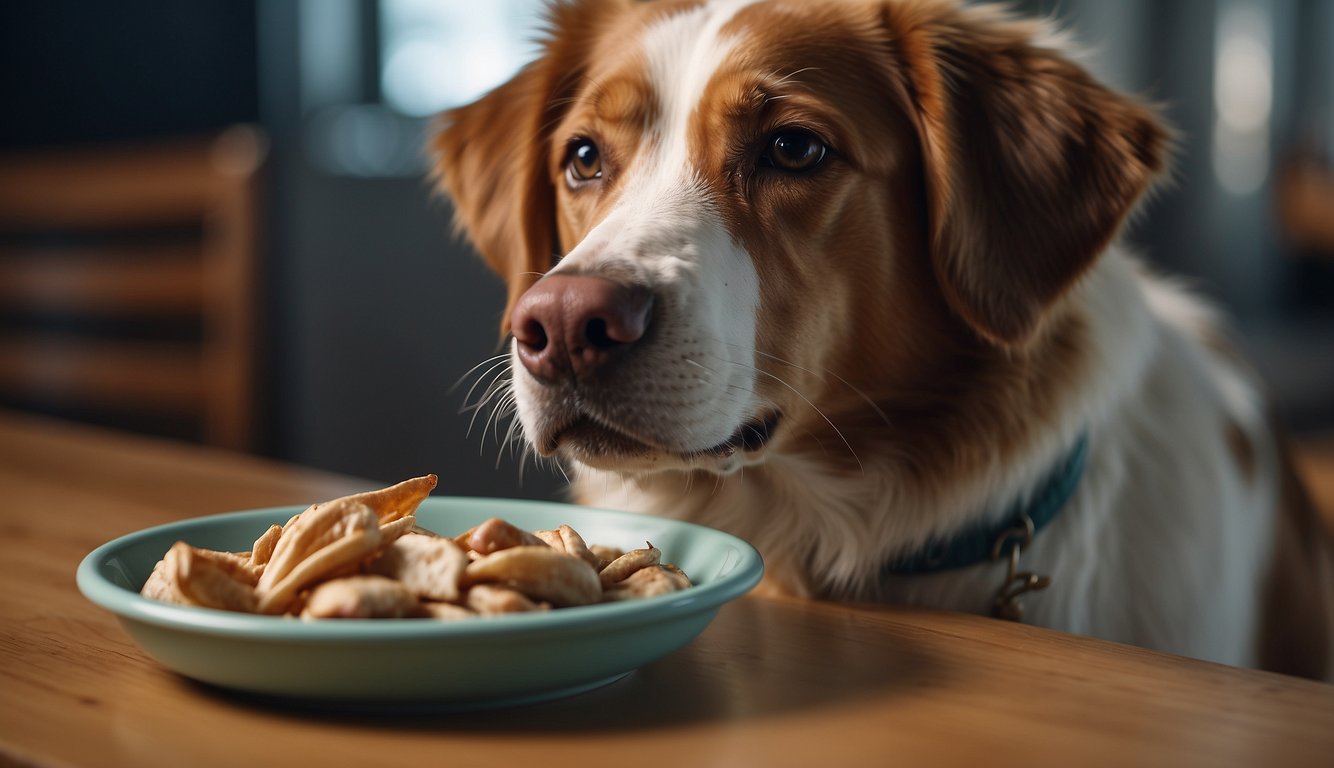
[79,495,764,644]
[88,497,756,602]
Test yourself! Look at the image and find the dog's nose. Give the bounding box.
[510,275,653,382]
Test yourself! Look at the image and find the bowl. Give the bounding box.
[77,496,763,707]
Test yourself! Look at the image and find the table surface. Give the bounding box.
[2,410,1332,768]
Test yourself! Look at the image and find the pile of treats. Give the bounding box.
[140,474,692,619]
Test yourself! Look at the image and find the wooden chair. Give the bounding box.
[0,126,265,451]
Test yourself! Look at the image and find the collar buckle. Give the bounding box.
[989,512,1053,621]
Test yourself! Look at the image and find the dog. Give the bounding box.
[432,0,1334,677]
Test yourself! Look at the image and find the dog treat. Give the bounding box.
[368,532,469,602]
[255,504,386,614]
[420,600,476,621]
[143,542,259,612]
[330,474,440,525]
[589,544,625,569]
[249,524,283,571]
[301,575,420,619]
[462,516,547,554]
[598,543,662,588]
[138,474,692,619]
[604,564,693,601]
[534,524,600,569]
[465,584,546,614]
[464,545,603,607]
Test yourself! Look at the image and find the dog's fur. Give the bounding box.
[433,0,1334,677]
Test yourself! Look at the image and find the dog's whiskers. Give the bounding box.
[456,354,532,473]
[465,371,513,442]
[488,390,518,448]
[751,348,894,431]
[460,359,512,415]
[500,411,524,470]
[452,353,511,396]
[708,351,865,475]
[710,467,727,497]
[683,357,716,385]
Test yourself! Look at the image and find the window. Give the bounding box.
[297,0,546,177]
[380,0,546,117]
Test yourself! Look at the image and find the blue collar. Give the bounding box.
[883,434,1089,575]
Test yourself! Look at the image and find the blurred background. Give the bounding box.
[0,0,1331,502]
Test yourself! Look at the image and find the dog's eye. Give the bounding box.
[764,129,827,173]
[566,139,603,183]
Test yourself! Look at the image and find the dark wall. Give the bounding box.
[0,2,259,149]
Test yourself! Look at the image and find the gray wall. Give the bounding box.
[259,0,565,497]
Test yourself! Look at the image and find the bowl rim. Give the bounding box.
[77,496,765,642]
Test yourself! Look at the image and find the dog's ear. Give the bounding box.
[432,64,554,338]
[432,1,622,337]
[885,4,1169,346]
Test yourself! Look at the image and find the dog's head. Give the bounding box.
[433,0,1166,479]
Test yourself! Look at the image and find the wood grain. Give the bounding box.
[0,126,264,451]
[0,247,205,314]
[1,410,1332,767]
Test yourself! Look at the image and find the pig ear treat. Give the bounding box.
[255,503,382,615]
[465,517,547,554]
[419,600,476,621]
[141,542,259,612]
[331,473,438,525]
[599,544,662,588]
[464,546,603,607]
[140,475,693,619]
[301,575,421,619]
[466,584,547,615]
[534,525,600,569]
[368,533,470,602]
[589,544,625,570]
[175,545,260,612]
[603,565,693,602]
[249,524,283,571]
[378,515,419,544]
[256,501,374,592]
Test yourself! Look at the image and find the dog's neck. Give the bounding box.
[571,425,1090,597]
[880,432,1090,575]
[571,253,1159,598]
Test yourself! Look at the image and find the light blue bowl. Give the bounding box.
[77,496,763,706]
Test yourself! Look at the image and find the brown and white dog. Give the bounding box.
[433,0,1334,677]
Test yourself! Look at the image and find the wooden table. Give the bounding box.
[2,410,1332,767]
